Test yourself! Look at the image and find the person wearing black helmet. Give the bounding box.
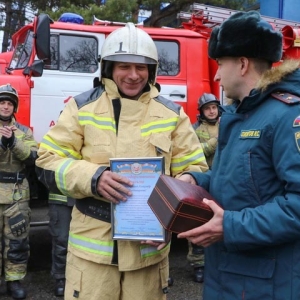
[0,84,38,299]
[194,93,220,169]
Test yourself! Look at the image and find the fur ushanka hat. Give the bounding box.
[208,11,283,63]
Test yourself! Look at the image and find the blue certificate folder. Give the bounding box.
[110,157,169,242]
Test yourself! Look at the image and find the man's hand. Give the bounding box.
[178,199,224,247]
[177,173,196,185]
[97,170,133,203]
[0,126,16,148]
[0,125,17,137]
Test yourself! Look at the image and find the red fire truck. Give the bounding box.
[2,3,300,142]
[1,3,300,224]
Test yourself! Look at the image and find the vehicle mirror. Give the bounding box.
[36,14,52,60]
[23,60,45,77]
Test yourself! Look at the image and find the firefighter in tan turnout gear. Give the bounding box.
[36,23,208,300]
[0,84,38,299]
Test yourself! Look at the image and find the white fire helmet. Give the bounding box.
[100,23,158,84]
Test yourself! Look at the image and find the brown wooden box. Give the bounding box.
[148,175,214,234]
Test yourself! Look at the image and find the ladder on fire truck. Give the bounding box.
[178,3,300,38]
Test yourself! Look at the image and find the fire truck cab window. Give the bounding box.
[9,31,34,69]
[155,41,179,76]
[45,34,98,73]
[45,35,178,76]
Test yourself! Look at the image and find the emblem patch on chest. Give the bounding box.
[293,115,300,127]
[240,130,261,139]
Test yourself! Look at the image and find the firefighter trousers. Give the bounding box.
[0,200,30,281]
[65,252,169,300]
[187,241,205,267]
[48,204,73,280]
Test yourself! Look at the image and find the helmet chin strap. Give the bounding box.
[206,118,218,124]
[0,114,12,122]
[200,114,218,124]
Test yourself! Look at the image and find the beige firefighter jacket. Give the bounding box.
[0,118,38,204]
[36,79,208,271]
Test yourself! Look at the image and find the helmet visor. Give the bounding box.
[103,54,157,65]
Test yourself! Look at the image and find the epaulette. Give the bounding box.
[15,122,29,133]
[74,85,105,109]
[271,92,300,104]
[154,95,181,115]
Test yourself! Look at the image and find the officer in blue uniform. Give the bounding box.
[178,11,300,300]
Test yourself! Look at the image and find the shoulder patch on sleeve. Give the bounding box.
[271,92,300,104]
[15,122,29,133]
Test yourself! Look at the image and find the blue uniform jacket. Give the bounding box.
[190,61,300,300]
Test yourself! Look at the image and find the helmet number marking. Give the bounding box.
[115,42,127,54]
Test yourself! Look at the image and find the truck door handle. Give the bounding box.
[170,93,185,98]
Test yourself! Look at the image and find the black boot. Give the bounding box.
[193,266,204,283]
[55,278,66,297]
[168,277,174,286]
[7,280,27,299]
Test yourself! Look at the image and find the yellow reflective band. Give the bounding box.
[6,271,26,281]
[69,232,114,256]
[171,148,206,172]
[140,243,170,258]
[40,136,82,160]
[195,131,210,139]
[141,118,178,136]
[55,159,74,196]
[24,140,38,147]
[15,133,25,139]
[48,193,68,203]
[78,112,116,133]
[202,142,209,149]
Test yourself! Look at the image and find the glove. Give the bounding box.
[1,131,15,148]
[3,203,28,237]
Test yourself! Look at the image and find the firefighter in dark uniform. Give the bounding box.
[48,193,74,297]
[0,84,38,299]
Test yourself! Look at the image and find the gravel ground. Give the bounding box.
[0,227,203,300]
